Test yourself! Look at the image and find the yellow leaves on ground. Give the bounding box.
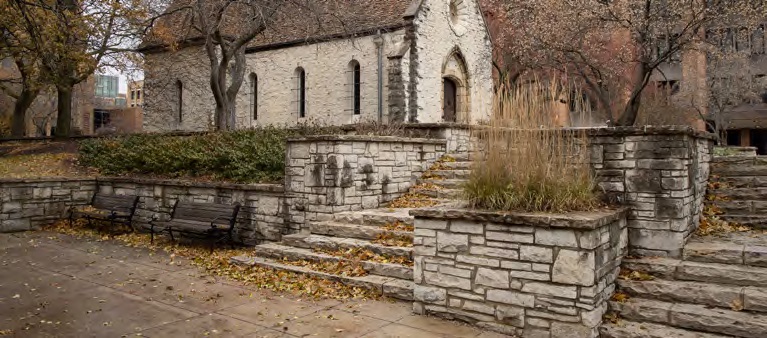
[372,233,413,248]
[381,221,414,232]
[0,153,93,179]
[44,220,380,300]
[697,214,750,236]
[618,268,654,281]
[279,258,368,278]
[314,247,414,267]
[611,292,630,303]
[387,192,439,209]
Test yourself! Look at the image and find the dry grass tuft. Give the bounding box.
[465,81,599,212]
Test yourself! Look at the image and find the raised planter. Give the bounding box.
[410,207,628,338]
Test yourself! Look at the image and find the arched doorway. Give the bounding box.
[441,48,469,123]
[443,78,458,122]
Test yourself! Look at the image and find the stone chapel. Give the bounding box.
[139,0,493,132]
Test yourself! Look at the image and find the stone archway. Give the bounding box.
[442,48,469,123]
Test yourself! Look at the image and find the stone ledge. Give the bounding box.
[583,126,717,140]
[0,177,96,184]
[98,177,285,193]
[286,135,447,144]
[410,207,628,230]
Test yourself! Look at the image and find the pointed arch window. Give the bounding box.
[349,60,361,115]
[249,73,258,120]
[295,67,306,118]
[176,80,183,122]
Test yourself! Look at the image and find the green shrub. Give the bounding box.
[79,126,334,183]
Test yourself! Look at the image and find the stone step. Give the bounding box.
[709,200,763,215]
[442,161,474,170]
[427,169,471,180]
[623,257,767,287]
[282,234,412,259]
[309,221,413,241]
[715,176,767,188]
[333,209,414,227]
[417,178,467,189]
[719,215,767,229]
[610,297,767,338]
[617,278,767,314]
[230,255,413,301]
[712,162,767,177]
[711,187,767,200]
[683,237,767,267]
[443,153,472,162]
[253,243,413,280]
[411,187,463,199]
[599,320,730,338]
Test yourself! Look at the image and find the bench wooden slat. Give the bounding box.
[69,193,139,232]
[150,201,240,250]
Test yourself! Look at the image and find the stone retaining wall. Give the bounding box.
[285,135,446,231]
[410,207,628,338]
[587,127,714,257]
[0,178,287,244]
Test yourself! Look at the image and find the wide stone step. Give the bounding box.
[309,221,413,241]
[599,320,729,338]
[417,178,467,189]
[610,297,767,337]
[623,257,767,287]
[683,236,767,267]
[443,153,472,162]
[230,255,413,301]
[442,161,473,170]
[712,188,767,200]
[427,169,471,180]
[712,161,767,177]
[719,214,767,229]
[333,209,414,227]
[253,243,413,280]
[715,176,767,188]
[282,234,412,259]
[411,187,463,199]
[617,279,767,314]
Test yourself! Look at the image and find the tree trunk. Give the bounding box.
[54,84,73,138]
[615,65,651,127]
[11,89,38,137]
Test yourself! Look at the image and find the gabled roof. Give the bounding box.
[140,0,414,53]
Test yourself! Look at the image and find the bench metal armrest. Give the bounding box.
[149,211,171,223]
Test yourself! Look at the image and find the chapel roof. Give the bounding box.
[139,0,416,53]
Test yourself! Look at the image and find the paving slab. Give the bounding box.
[0,232,507,337]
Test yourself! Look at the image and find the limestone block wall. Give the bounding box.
[410,208,628,338]
[95,178,287,244]
[285,135,446,231]
[587,127,714,257]
[0,178,287,244]
[0,179,97,232]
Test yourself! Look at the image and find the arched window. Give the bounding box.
[349,60,361,115]
[249,73,258,120]
[295,67,306,118]
[176,80,183,122]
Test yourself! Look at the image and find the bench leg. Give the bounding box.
[150,224,155,244]
[169,228,175,242]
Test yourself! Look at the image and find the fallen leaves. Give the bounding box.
[611,292,630,303]
[279,258,369,277]
[44,220,381,300]
[731,298,744,311]
[0,153,95,179]
[618,268,654,281]
[371,233,413,248]
[314,247,414,267]
[380,221,414,232]
[387,192,439,209]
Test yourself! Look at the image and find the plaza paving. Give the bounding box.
[0,231,507,338]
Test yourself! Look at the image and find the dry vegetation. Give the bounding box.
[465,81,599,212]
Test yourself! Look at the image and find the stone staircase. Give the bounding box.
[600,231,767,338]
[232,153,474,300]
[708,156,767,228]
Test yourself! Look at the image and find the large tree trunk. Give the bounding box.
[54,84,73,138]
[11,88,38,137]
[615,65,651,127]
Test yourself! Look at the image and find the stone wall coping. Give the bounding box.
[339,122,473,131]
[97,177,285,193]
[581,125,717,140]
[286,135,447,144]
[0,177,96,184]
[410,207,629,230]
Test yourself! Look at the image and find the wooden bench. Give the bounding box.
[149,201,241,250]
[69,194,140,232]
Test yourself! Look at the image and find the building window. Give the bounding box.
[176,80,183,122]
[249,73,258,120]
[349,60,361,115]
[130,90,135,100]
[137,90,141,100]
[295,67,306,118]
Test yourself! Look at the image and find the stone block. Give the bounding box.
[437,232,469,253]
[414,285,446,304]
[550,322,595,338]
[463,300,496,315]
[535,228,578,247]
[511,271,550,281]
[475,268,510,289]
[496,305,525,328]
[486,290,535,307]
[417,219,448,230]
[522,282,577,299]
[519,245,553,263]
[469,246,519,259]
[450,220,484,234]
[424,271,471,290]
[456,255,500,267]
[488,232,534,243]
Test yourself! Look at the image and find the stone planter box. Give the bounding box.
[410,207,628,338]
